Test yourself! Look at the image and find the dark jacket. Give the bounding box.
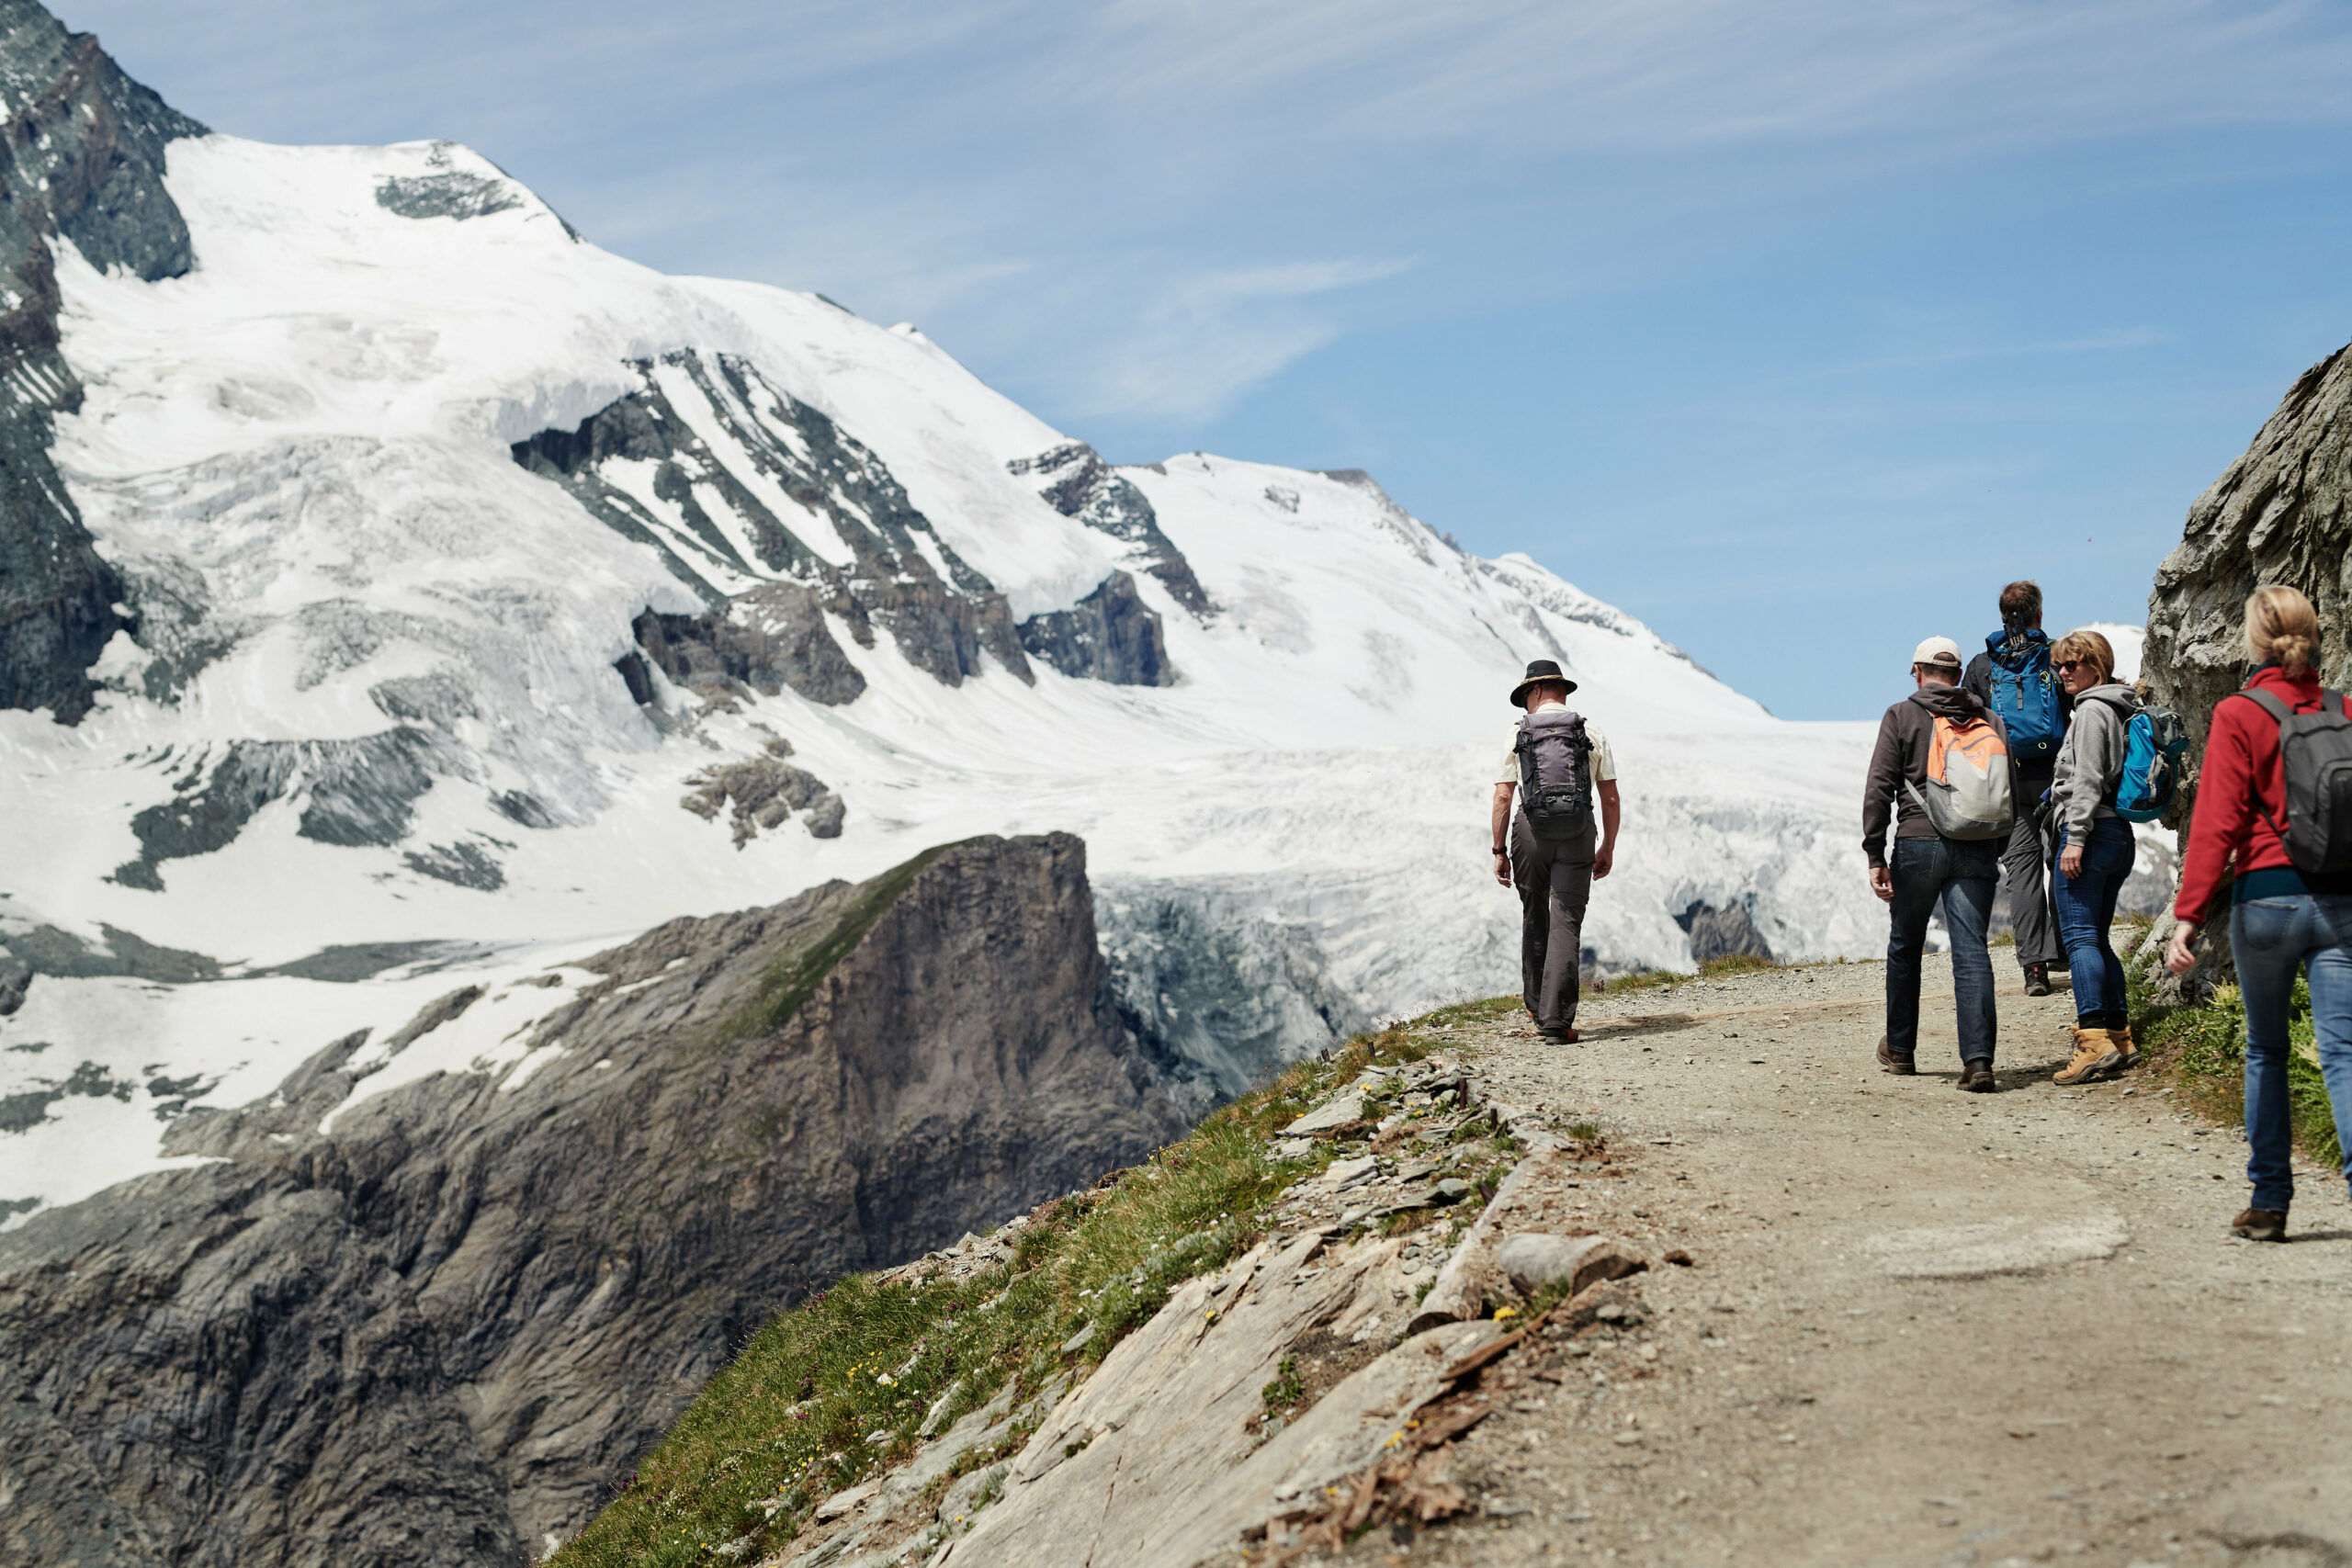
[1862,682,2004,868]
[1962,628,2071,776]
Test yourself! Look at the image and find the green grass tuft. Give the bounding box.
[2132,963,2343,1173]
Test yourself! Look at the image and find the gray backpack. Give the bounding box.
[1515,710,1594,842]
[2238,688,2352,875]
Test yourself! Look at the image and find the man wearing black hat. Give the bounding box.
[1492,659,1620,1043]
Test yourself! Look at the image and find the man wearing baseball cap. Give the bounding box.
[1861,636,2008,1090]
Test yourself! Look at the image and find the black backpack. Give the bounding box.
[1515,710,1594,843]
[2238,687,2352,875]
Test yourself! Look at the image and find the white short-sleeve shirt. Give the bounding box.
[1498,713,1618,786]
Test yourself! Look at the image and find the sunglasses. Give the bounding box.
[2055,659,2098,672]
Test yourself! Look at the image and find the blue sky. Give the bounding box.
[60,0,2352,717]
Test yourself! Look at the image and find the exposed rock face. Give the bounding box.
[0,1,205,722]
[1016,569,1175,686]
[1675,899,1772,965]
[1007,442,1213,615]
[681,737,845,842]
[627,587,868,706]
[513,349,1034,696]
[0,834,1185,1564]
[2145,341,2352,765]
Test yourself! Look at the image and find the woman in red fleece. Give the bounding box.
[2165,586,2352,1243]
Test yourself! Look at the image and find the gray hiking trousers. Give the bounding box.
[1511,814,1594,1034]
[2003,762,2059,970]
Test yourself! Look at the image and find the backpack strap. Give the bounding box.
[2238,688,2294,724]
[2231,688,2296,839]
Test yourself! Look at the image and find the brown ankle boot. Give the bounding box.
[2106,1025,2139,1074]
[2054,1026,2119,1086]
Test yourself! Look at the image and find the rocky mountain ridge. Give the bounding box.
[1,833,1184,1564]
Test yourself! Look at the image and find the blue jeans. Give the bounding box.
[2051,818,2135,1022]
[1886,835,2000,1065]
[2229,894,2352,1211]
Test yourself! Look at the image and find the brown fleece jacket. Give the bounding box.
[1861,682,2006,868]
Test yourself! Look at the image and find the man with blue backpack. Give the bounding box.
[1963,581,2070,997]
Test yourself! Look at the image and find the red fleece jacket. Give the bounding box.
[2176,664,2348,925]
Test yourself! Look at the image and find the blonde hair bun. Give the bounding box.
[2246,585,2321,674]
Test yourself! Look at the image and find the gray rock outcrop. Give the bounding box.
[513,350,1035,703]
[1015,569,1175,686]
[1006,442,1212,616]
[0,833,1185,1565]
[2144,341,2352,768]
[0,1,205,723]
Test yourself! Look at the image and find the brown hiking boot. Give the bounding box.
[2107,1025,2140,1074]
[1875,1036,1915,1075]
[1958,1059,1998,1092]
[2232,1207,2288,1242]
[2053,1026,2119,1086]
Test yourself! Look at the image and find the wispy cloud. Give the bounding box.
[52,0,2352,433]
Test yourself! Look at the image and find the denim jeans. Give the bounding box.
[1886,835,2000,1065]
[2051,817,2135,1022]
[2229,894,2352,1211]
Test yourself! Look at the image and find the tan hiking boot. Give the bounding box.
[2053,1026,2119,1086]
[2107,1025,2140,1074]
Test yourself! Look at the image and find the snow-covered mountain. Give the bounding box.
[1,123,1891,1230]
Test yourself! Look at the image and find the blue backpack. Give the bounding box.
[2111,704,2188,822]
[1983,630,2064,761]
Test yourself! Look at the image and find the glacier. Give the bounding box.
[2,130,1984,1225]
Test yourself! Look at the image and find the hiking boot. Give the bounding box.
[1958,1059,1998,1092]
[1542,1028,1579,1044]
[2053,1026,2119,1086]
[2106,1025,2140,1074]
[2022,962,2052,997]
[2231,1207,2288,1242]
[1875,1036,1915,1076]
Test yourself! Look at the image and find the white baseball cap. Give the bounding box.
[1912,636,1963,671]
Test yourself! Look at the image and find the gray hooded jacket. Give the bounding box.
[2051,683,2140,844]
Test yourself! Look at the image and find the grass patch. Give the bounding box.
[549,1006,1487,1567]
[1592,951,1809,997]
[2132,963,2343,1172]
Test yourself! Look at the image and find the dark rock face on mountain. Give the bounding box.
[0,1,205,723]
[1676,899,1772,965]
[2145,341,2352,763]
[514,350,1034,698]
[1008,441,1213,616]
[0,834,1185,1565]
[1018,569,1175,686]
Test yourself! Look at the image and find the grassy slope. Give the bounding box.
[550,997,1526,1568]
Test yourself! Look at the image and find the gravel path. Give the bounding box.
[1377,956,2352,1568]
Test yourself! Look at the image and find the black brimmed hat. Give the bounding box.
[1509,659,1578,706]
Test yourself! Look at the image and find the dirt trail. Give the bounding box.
[1384,956,2352,1568]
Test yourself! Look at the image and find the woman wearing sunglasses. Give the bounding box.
[2048,628,2143,1086]
[2166,585,2352,1243]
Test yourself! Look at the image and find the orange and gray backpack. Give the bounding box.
[1903,713,2015,840]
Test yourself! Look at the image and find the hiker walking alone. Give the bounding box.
[2166,586,2352,1242]
[1863,637,2013,1090]
[2048,629,2143,1086]
[1963,581,2072,995]
[1492,659,1622,1043]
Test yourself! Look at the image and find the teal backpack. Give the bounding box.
[2111,704,2188,822]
